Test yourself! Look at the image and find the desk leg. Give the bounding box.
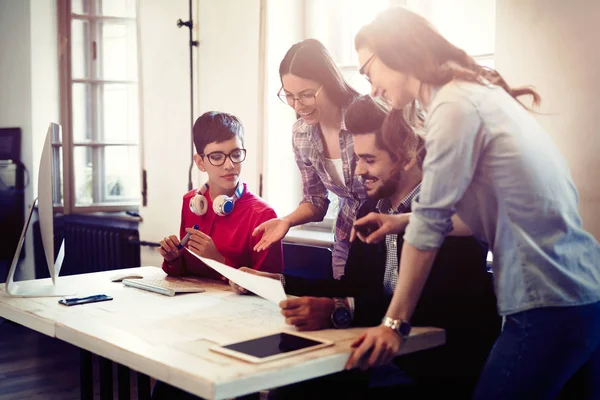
[100,357,114,400]
[117,364,131,399]
[80,349,93,400]
[137,373,151,400]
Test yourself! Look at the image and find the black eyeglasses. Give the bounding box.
[359,54,377,83]
[277,86,324,107]
[200,148,247,166]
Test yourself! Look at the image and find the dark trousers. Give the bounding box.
[473,301,600,400]
[267,366,479,399]
[268,369,370,400]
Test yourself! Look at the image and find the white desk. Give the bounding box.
[283,228,334,249]
[283,228,495,266]
[0,267,445,399]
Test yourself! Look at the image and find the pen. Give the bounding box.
[177,224,199,249]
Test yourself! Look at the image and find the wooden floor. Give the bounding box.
[0,318,143,400]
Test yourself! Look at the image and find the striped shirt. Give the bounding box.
[292,113,366,244]
[377,184,421,296]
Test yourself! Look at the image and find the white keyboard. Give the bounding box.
[122,277,206,297]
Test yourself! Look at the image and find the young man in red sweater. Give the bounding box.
[158,111,283,280]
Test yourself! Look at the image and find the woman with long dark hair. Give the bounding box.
[345,7,600,399]
[253,39,366,278]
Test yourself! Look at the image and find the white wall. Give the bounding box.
[0,0,59,280]
[0,0,32,279]
[31,0,60,199]
[495,0,600,239]
[197,0,261,193]
[137,0,197,267]
[0,1,32,175]
[262,0,304,216]
[407,0,495,56]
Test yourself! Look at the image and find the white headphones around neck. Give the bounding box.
[189,182,245,217]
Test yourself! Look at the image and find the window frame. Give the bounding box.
[57,0,141,214]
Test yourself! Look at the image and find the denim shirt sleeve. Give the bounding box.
[292,135,330,218]
[404,96,484,250]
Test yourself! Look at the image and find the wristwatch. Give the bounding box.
[330,298,353,329]
[382,316,412,339]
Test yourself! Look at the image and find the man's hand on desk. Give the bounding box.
[345,325,403,371]
[279,297,335,331]
[158,235,184,262]
[229,270,338,331]
[229,267,280,294]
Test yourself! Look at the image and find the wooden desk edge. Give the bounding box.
[54,321,214,398]
[0,302,56,337]
[212,327,446,400]
[55,320,444,400]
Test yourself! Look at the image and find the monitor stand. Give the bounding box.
[4,198,74,297]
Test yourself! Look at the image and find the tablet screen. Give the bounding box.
[222,332,324,359]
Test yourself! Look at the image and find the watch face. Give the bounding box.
[332,307,352,328]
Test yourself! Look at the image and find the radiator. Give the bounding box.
[34,214,141,278]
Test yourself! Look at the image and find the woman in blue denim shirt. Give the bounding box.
[253,39,367,279]
[345,7,600,399]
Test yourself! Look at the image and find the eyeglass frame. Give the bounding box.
[199,148,247,166]
[277,85,324,107]
[359,53,377,83]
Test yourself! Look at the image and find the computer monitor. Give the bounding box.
[5,122,72,297]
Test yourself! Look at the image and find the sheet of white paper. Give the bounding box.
[186,249,287,304]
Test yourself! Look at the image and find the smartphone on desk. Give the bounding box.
[58,294,113,306]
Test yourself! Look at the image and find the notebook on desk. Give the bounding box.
[122,277,206,297]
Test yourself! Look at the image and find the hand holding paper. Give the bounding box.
[186,249,287,304]
[230,267,280,294]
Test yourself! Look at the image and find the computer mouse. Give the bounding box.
[110,273,144,282]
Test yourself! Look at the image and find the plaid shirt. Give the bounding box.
[376,183,421,296]
[292,114,367,244]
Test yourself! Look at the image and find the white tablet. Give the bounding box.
[209,331,334,364]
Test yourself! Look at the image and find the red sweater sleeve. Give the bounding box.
[250,208,284,274]
[162,196,189,276]
[162,255,188,275]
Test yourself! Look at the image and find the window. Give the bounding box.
[406,0,496,68]
[58,0,140,213]
[306,0,390,95]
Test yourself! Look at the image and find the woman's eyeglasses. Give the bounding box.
[359,54,377,83]
[200,148,247,166]
[277,86,324,107]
